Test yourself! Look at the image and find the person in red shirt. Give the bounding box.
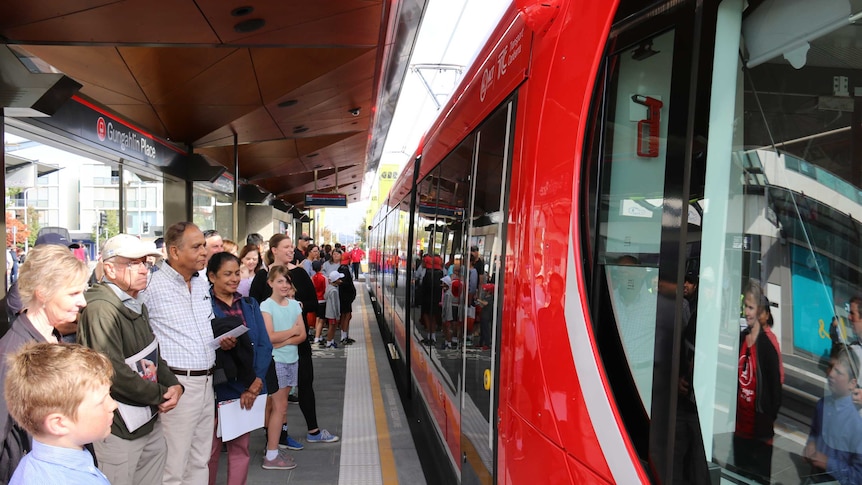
[310,260,327,346]
[734,279,782,484]
[351,246,365,280]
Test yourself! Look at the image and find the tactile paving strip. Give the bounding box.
[338,314,383,485]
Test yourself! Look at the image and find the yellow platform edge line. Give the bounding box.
[361,295,399,484]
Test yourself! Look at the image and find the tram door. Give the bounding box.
[461,99,515,484]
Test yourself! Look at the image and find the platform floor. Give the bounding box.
[213,286,426,484]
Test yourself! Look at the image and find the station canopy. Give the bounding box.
[0,1,426,210]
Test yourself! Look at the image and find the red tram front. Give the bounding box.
[369,0,862,483]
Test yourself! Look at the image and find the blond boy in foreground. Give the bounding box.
[5,342,116,485]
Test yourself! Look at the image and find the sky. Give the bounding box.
[322,0,509,236]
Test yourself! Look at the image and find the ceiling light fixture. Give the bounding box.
[307,153,319,158]
[293,126,309,134]
[277,99,298,108]
[231,6,254,16]
[234,18,265,33]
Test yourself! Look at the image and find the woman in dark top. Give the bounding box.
[207,252,273,481]
[249,234,339,446]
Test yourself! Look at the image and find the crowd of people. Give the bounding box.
[0,223,367,484]
[412,245,493,351]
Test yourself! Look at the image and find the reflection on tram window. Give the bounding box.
[606,257,658,412]
[694,0,862,483]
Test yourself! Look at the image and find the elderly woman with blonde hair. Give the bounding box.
[0,244,89,481]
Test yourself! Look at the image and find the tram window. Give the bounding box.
[593,28,675,415]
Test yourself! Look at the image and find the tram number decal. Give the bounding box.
[632,94,663,158]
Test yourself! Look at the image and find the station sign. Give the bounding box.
[21,95,186,168]
[305,193,348,208]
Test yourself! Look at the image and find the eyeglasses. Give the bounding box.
[115,259,153,271]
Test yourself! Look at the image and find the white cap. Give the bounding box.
[101,234,161,260]
[441,276,452,287]
[329,270,343,282]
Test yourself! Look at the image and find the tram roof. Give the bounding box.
[0,0,426,210]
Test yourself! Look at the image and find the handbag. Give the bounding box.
[265,358,278,395]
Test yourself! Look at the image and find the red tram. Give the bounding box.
[368,0,861,483]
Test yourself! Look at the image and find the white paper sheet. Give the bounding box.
[208,324,250,350]
[217,394,267,441]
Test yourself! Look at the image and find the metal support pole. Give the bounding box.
[118,159,124,233]
[233,133,239,240]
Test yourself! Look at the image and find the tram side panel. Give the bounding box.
[496,2,635,485]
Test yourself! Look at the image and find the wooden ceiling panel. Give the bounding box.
[271,82,373,125]
[149,50,260,107]
[76,85,147,109]
[194,107,284,147]
[154,104,260,142]
[294,134,359,157]
[0,1,116,29]
[250,47,371,104]
[103,104,168,139]
[277,165,366,198]
[119,47,237,99]
[22,45,147,102]
[1,0,219,44]
[197,1,382,46]
[227,5,384,46]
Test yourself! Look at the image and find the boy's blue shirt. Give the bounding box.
[809,394,862,484]
[10,439,110,485]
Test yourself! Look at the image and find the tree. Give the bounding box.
[5,212,30,248]
[91,210,120,241]
[26,206,40,248]
[355,221,367,248]
[5,188,22,209]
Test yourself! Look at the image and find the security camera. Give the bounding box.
[349,107,361,117]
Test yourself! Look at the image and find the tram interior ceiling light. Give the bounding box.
[742,0,854,69]
[349,107,361,116]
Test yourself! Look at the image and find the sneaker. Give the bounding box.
[306,429,340,443]
[345,337,356,344]
[326,340,338,349]
[262,454,297,470]
[279,435,305,451]
[341,338,354,346]
[287,392,299,403]
[318,339,327,348]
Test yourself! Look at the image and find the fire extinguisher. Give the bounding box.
[632,94,663,158]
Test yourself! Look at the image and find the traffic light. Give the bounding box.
[142,221,149,233]
[99,212,107,227]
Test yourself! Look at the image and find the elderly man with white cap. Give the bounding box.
[77,234,184,485]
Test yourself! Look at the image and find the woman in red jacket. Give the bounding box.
[734,279,782,484]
